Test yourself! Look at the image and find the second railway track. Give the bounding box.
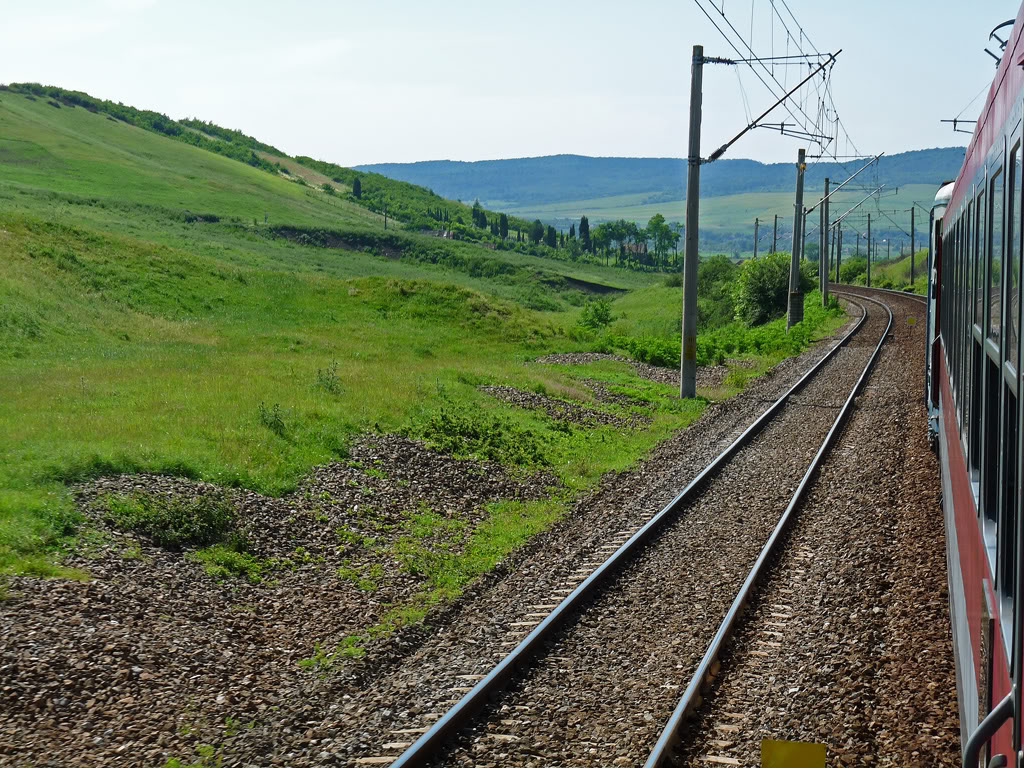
[348,293,894,768]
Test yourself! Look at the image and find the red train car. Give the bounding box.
[928,6,1024,765]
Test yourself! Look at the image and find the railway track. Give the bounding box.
[650,289,937,768]
[352,292,895,768]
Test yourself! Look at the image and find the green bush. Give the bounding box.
[734,252,814,326]
[839,257,867,283]
[102,492,235,550]
[579,298,613,330]
[410,406,548,466]
[187,538,273,583]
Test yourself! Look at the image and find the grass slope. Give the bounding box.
[0,89,683,577]
[0,86,845,592]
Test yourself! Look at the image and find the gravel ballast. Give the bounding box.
[669,289,959,767]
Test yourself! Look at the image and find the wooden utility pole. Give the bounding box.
[867,213,872,287]
[772,214,778,253]
[787,148,806,329]
[680,44,704,399]
[753,217,760,258]
[910,206,916,283]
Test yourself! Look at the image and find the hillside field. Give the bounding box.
[0,85,845,631]
[502,183,939,254]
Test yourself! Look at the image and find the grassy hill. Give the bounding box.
[0,83,848,604]
[355,150,965,206]
[357,151,961,253]
[0,86,689,579]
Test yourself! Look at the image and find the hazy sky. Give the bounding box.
[0,1,1009,167]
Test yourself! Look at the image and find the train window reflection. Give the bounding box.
[1009,146,1021,368]
[990,168,1003,342]
[977,191,987,329]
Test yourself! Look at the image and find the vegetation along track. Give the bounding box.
[655,289,959,767]
[348,295,889,768]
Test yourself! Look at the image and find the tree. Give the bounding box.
[559,231,565,248]
[544,225,557,248]
[646,213,674,268]
[530,219,545,244]
[670,222,683,265]
[472,200,486,229]
[735,251,814,325]
[593,222,612,265]
[499,213,509,240]
[579,215,591,252]
[352,176,362,199]
[569,223,576,239]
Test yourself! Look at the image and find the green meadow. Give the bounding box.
[503,184,939,248]
[0,87,844,580]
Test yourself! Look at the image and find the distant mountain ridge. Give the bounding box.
[356,148,966,208]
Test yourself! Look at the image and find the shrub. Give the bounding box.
[839,257,867,283]
[314,361,342,395]
[734,252,814,326]
[664,272,684,287]
[258,402,286,436]
[411,406,548,466]
[604,334,680,368]
[187,539,272,583]
[578,298,613,330]
[102,492,235,550]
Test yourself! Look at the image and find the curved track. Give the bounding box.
[651,287,951,767]
[379,294,892,768]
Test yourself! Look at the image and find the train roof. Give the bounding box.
[934,182,954,211]
[947,6,1024,214]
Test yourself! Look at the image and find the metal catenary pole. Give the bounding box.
[819,188,825,295]
[772,214,778,253]
[867,213,872,287]
[836,226,842,282]
[822,177,830,305]
[680,45,704,399]
[910,205,916,282]
[753,217,759,258]
[787,148,806,329]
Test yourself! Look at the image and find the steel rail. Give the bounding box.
[834,282,927,304]
[644,291,894,768]
[388,297,871,768]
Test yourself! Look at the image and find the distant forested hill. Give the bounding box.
[356,148,966,208]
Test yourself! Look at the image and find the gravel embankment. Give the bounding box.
[0,436,551,767]
[668,289,959,767]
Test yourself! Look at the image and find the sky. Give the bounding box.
[0,0,1009,167]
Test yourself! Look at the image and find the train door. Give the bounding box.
[981,155,1003,547]
[972,186,986,485]
[999,132,1021,646]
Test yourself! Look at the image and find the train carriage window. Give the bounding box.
[1009,145,1021,368]
[990,168,1004,342]
[977,191,987,329]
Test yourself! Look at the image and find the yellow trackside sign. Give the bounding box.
[761,738,826,767]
